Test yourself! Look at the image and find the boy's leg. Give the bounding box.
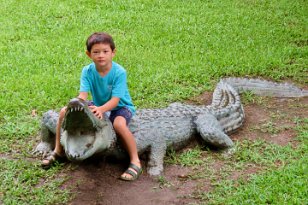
[53,107,67,155]
[113,116,141,180]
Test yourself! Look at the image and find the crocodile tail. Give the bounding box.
[220,77,308,98]
[211,81,241,108]
[210,82,245,133]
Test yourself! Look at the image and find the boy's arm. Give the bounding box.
[77,92,88,101]
[98,97,120,113]
[90,97,120,119]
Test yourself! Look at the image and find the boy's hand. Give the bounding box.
[89,106,104,119]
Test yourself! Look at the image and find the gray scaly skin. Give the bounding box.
[220,78,308,97]
[34,78,308,175]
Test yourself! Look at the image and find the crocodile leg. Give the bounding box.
[194,113,233,148]
[33,110,58,157]
[33,123,55,157]
[136,132,167,176]
[147,138,167,176]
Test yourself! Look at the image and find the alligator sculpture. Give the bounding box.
[34,78,308,175]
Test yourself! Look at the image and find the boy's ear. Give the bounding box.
[112,48,116,57]
[86,50,91,58]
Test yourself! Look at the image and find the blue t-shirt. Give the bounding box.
[79,61,135,115]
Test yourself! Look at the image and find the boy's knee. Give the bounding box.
[113,117,127,131]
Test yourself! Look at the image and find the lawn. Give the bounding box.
[0,0,307,204]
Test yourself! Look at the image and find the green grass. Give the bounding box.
[0,0,307,204]
[201,121,308,205]
[166,146,207,167]
[202,157,307,205]
[0,159,71,204]
[165,118,307,204]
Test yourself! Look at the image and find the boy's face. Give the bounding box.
[86,43,115,70]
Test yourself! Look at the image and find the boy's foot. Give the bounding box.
[120,163,142,181]
[41,151,65,169]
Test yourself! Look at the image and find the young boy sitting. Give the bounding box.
[42,32,142,181]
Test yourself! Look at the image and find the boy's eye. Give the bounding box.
[92,50,109,55]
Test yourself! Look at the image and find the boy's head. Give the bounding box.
[86,32,115,52]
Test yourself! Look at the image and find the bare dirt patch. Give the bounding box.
[64,94,307,205]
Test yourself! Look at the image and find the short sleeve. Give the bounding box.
[80,68,90,92]
[112,71,126,98]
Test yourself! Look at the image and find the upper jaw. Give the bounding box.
[62,98,105,131]
[66,98,87,111]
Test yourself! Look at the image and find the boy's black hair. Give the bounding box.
[86,32,115,52]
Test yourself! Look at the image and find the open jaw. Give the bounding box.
[62,98,103,131]
[60,98,106,161]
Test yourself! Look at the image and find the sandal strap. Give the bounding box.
[46,154,56,161]
[124,169,137,178]
[43,152,62,162]
[42,151,65,169]
[129,163,142,173]
[120,164,143,181]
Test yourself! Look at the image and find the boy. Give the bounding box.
[42,32,142,181]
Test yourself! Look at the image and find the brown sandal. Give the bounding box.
[41,152,65,169]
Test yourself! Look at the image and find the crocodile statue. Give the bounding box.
[34,78,308,175]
